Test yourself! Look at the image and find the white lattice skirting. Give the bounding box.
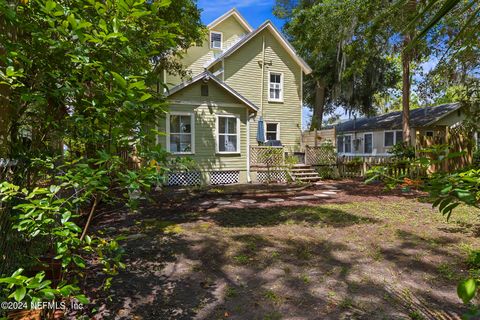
[167,171,202,186]
[257,171,287,183]
[210,171,240,185]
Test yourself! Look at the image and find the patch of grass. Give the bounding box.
[299,274,310,284]
[295,246,312,260]
[437,263,457,280]
[271,251,280,260]
[140,219,183,234]
[408,310,426,320]
[233,254,250,265]
[369,245,383,261]
[327,291,336,299]
[263,289,282,304]
[339,297,354,309]
[225,286,238,299]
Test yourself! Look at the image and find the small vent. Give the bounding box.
[167,171,201,186]
[201,84,209,96]
[210,171,239,185]
[257,171,287,183]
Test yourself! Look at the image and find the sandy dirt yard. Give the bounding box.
[78,180,480,320]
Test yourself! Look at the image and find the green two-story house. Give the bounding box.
[157,8,312,185]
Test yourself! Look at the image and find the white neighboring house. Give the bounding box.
[334,103,466,156]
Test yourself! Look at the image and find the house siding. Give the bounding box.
[223,29,302,151]
[165,15,249,88]
[161,81,249,183]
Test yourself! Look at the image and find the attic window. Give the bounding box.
[201,84,209,96]
[210,32,222,49]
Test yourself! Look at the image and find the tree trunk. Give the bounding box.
[310,80,326,130]
[401,35,412,146]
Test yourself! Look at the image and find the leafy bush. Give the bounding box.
[388,142,416,160]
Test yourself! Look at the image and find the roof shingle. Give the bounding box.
[336,103,461,133]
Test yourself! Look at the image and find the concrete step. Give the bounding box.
[291,168,317,172]
[292,172,320,177]
[296,176,321,181]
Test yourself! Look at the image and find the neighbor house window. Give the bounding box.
[384,130,403,147]
[396,131,403,144]
[217,115,240,153]
[384,131,394,147]
[266,123,279,141]
[269,72,283,102]
[364,133,373,154]
[210,32,222,49]
[337,135,352,153]
[426,131,434,137]
[168,113,194,154]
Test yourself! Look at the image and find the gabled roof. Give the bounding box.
[336,103,462,133]
[167,71,259,112]
[207,8,253,33]
[204,20,313,75]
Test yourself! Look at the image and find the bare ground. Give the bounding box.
[78,180,480,320]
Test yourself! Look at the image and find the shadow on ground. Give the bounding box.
[79,182,475,320]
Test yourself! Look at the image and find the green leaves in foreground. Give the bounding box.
[458,278,477,304]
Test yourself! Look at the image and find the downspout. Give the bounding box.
[260,36,266,117]
[246,109,251,182]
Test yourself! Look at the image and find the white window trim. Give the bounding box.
[166,112,195,155]
[363,132,373,154]
[216,114,241,154]
[210,31,223,50]
[337,134,353,154]
[268,71,284,103]
[384,130,402,147]
[265,122,280,141]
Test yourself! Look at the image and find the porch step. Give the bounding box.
[290,165,321,182]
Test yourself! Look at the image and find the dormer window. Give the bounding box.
[210,32,222,49]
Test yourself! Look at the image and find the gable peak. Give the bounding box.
[207,8,253,33]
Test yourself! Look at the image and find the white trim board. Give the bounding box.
[204,21,312,75]
[363,132,373,154]
[168,100,247,109]
[268,71,284,103]
[207,8,253,33]
[209,31,223,50]
[166,112,195,155]
[216,114,241,154]
[167,71,259,112]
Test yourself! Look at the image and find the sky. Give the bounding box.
[196,0,319,128]
[195,1,440,130]
[197,0,284,29]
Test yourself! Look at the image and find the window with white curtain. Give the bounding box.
[217,116,239,153]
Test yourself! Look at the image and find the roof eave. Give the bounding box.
[205,21,312,75]
[207,8,253,33]
[423,103,462,126]
[166,71,259,112]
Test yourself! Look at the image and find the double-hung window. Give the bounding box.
[266,123,279,141]
[217,115,240,153]
[269,72,283,102]
[210,31,222,49]
[337,135,352,154]
[384,130,403,147]
[364,133,373,154]
[168,113,194,154]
